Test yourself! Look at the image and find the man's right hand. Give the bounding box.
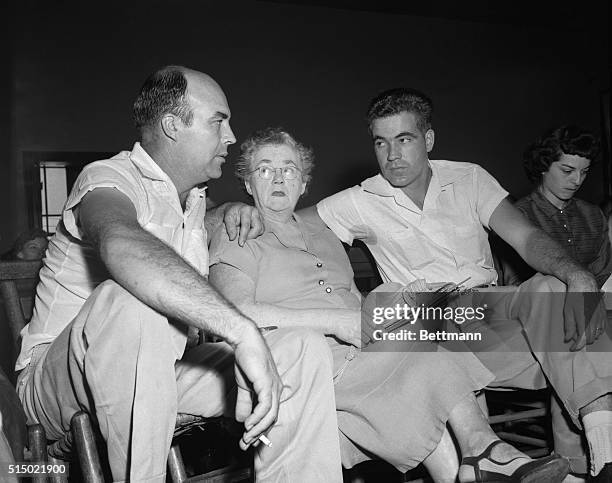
[232,323,282,450]
[563,270,606,351]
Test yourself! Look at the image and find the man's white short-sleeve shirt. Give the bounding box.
[16,142,208,370]
[317,160,508,287]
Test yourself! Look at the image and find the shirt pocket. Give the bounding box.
[145,223,176,247]
[451,223,485,262]
[385,226,436,270]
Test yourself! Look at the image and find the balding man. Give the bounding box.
[15,66,342,482]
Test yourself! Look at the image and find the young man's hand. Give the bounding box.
[564,270,606,351]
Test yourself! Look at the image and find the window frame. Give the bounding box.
[23,151,115,233]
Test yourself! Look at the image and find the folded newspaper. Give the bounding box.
[382,277,471,333]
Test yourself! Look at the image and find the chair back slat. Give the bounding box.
[0,260,43,349]
[0,261,43,281]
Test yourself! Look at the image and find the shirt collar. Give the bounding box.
[530,189,575,215]
[129,142,170,182]
[431,160,469,187]
[129,142,207,199]
[361,174,396,196]
[264,211,326,250]
[361,160,466,197]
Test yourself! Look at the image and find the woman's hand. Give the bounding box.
[330,311,362,347]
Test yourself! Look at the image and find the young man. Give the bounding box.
[309,88,612,481]
[15,66,342,482]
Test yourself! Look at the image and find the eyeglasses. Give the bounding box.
[249,165,302,180]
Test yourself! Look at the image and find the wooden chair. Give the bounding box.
[345,241,383,294]
[486,240,551,457]
[0,260,252,482]
[486,389,550,457]
[0,260,42,361]
[0,365,28,480]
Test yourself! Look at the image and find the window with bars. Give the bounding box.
[39,161,69,234]
[24,151,114,234]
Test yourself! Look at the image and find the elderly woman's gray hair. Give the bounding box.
[236,127,315,190]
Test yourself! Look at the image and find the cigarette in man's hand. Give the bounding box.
[259,326,278,334]
[258,434,272,447]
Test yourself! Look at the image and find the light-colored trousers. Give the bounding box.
[17,280,342,483]
[456,274,612,473]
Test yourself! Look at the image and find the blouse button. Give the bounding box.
[318,280,325,285]
[325,287,332,293]
[316,262,323,267]
[567,239,572,243]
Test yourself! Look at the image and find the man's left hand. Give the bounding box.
[564,270,606,351]
[223,203,264,246]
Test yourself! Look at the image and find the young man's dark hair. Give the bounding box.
[366,87,433,134]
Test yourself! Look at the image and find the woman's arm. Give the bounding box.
[209,262,362,347]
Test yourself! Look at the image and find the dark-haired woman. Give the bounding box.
[510,125,612,288]
[500,125,612,481]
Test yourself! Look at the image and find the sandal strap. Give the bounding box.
[460,440,531,482]
[462,440,508,466]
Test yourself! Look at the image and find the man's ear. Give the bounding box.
[160,114,179,141]
[245,180,253,196]
[425,129,435,153]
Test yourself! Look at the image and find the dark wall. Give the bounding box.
[2,6,15,255]
[0,0,609,373]
[3,0,610,251]
[1,13,14,373]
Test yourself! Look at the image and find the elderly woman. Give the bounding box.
[209,128,569,482]
[504,125,612,288]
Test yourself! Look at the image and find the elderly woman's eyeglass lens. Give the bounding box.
[250,166,302,180]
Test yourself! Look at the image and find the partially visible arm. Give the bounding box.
[205,202,264,247]
[78,188,281,447]
[209,262,362,347]
[489,198,596,288]
[305,189,370,245]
